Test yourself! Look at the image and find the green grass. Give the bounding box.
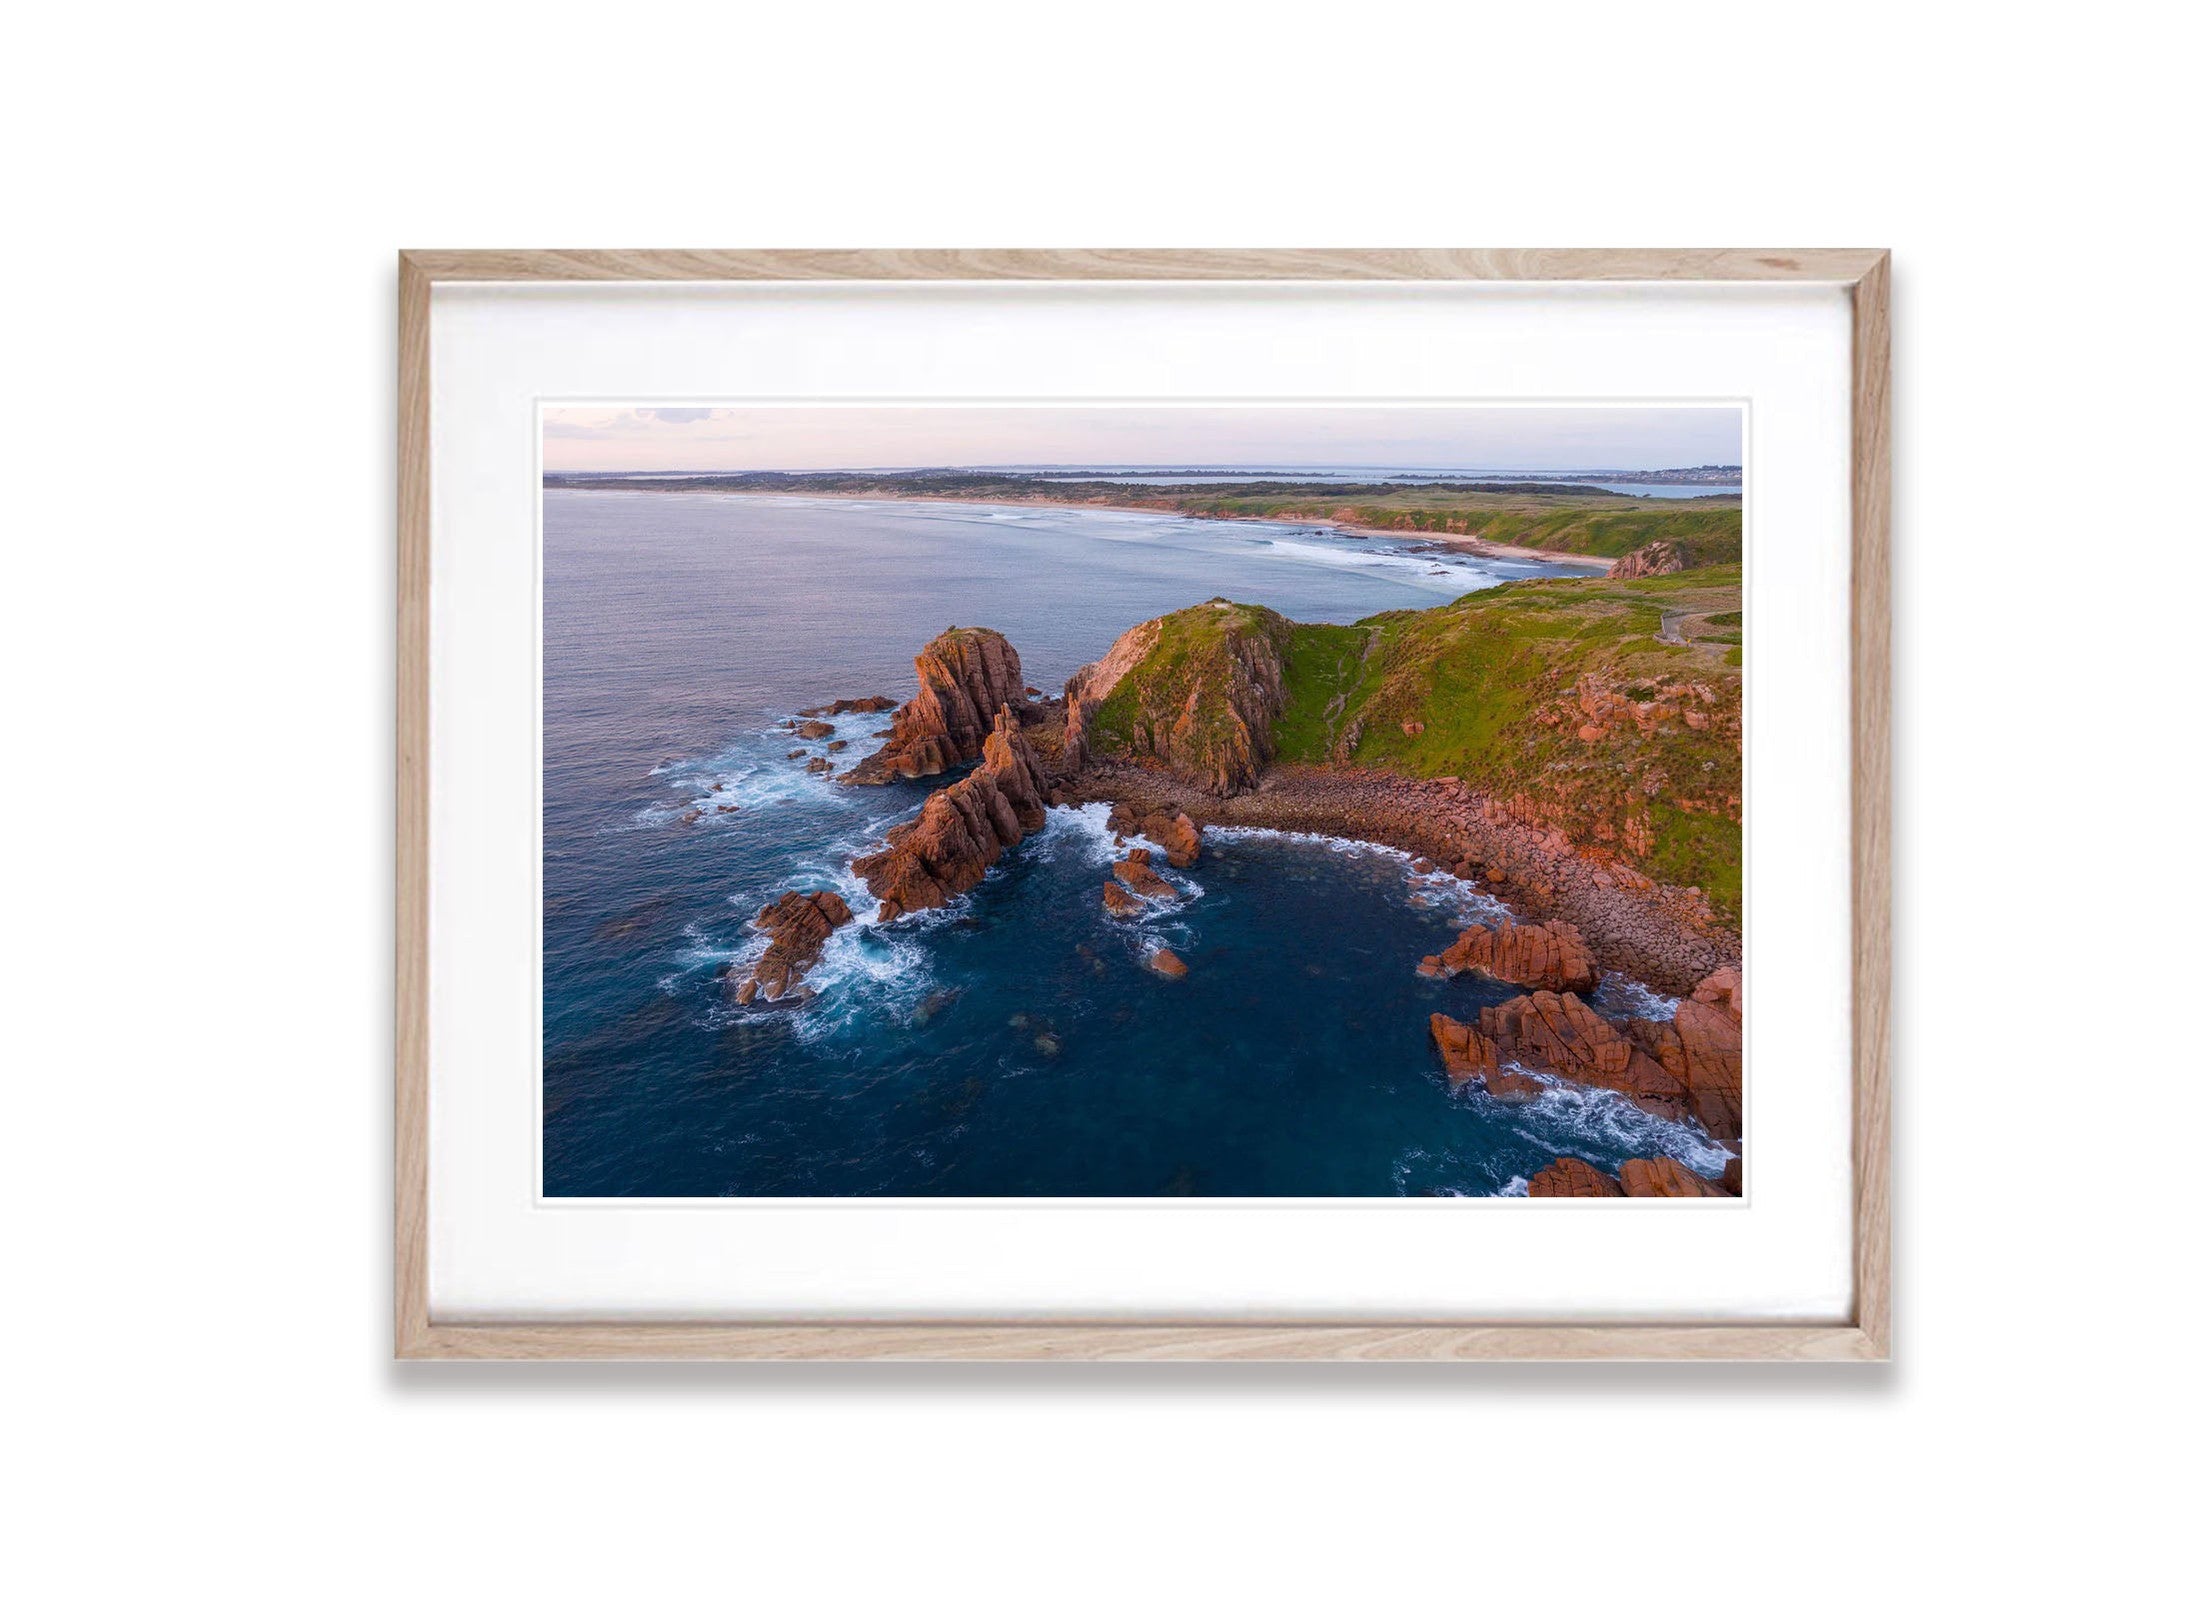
[1081,600,1292,785]
[1075,571,1744,921]
[1271,622,1374,763]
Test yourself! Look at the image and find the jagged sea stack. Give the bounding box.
[844,626,1027,783]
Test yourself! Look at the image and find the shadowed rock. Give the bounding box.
[852,705,1048,920]
[844,628,1027,784]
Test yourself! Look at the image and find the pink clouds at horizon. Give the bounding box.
[540,405,1743,474]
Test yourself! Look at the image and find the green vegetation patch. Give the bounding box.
[1271,622,1375,764]
[1083,600,1292,776]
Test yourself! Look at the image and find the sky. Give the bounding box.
[540,405,1742,474]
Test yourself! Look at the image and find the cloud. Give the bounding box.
[540,404,1742,474]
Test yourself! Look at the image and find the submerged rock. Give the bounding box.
[852,704,1048,920]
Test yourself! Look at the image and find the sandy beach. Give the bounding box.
[649,486,1621,571]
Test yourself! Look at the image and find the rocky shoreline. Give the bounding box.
[718,612,1741,1194]
[1052,757,1736,994]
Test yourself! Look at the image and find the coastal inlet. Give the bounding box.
[544,489,1740,1198]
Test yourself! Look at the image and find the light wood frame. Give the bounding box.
[397,248,1891,1360]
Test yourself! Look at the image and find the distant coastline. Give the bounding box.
[544,470,1745,568]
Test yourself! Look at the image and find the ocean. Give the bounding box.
[543,490,1731,1196]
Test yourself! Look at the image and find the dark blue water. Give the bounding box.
[543,490,1728,1196]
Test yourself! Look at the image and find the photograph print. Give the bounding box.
[542,404,1744,1200]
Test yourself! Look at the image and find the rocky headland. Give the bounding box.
[722,564,1745,1190]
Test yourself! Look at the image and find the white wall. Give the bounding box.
[8,2,2187,1593]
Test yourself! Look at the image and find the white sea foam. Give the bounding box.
[1499,1073,1731,1178]
[632,706,901,828]
[1496,1176,1531,1198]
[1204,823,1418,861]
[1040,802,1209,925]
[1592,970,1682,1022]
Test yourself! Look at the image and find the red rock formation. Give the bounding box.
[1061,619,1162,776]
[800,695,898,716]
[845,628,1027,783]
[1063,603,1287,796]
[1429,1012,1519,1092]
[733,889,854,1003]
[1419,919,1597,992]
[1432,991,1690,1120]
[1720,1156,1743,1196]
[1616,1156,1726,1198]
[1100,881,1141,917]
[1148,948,1188,978]
[1525,1158,1623,1198]
[1112,849,1176,900]
[1626,997,1743,1141]
[1609,539,1687,580]
[1692,965,1742,1023]
[852,706,1048,921]
[1106,803,1202,867]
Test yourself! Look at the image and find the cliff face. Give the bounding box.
[852,705,1049,920]
[1607,539,1687,580]
[1064,600,1289,796]
[846,627,1027,784]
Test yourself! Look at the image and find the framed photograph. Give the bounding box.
[398,249,1889,1359]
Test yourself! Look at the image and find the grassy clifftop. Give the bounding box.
[1072,571,1743,918]
[1075,599,1291,796]
[1169,490,1742,565]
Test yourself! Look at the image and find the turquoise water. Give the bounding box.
[542,490,1728,1196]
